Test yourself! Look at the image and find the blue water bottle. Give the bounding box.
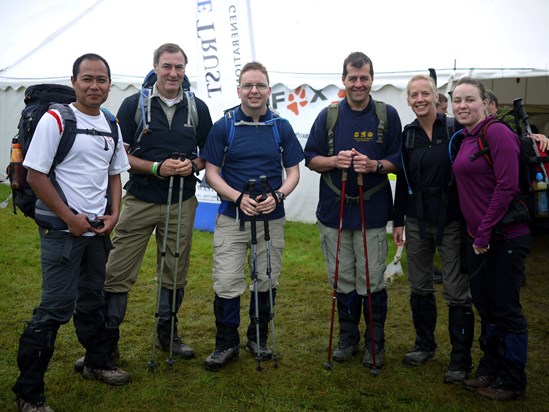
[534,172,549,218]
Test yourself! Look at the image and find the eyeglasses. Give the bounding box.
[240,83,269,92]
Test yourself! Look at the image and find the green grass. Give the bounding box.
[1,183,548,411]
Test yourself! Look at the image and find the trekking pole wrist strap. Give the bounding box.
[235,192,244,207]
[191,160,199,175]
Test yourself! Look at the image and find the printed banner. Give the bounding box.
[195,0,255,121]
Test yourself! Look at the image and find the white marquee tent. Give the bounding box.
[2,0,549,226]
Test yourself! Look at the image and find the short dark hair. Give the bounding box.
[342,52,374,79]
[154,43,188,65]
[485,89,498,106]
[239,61,270,85]
[454,76,487,101]
[72,53,111,80]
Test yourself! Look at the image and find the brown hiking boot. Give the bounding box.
[477,386,525,401]
[463,375,496,391]
[73,344,120,372]
[15,398,54,412]
[82,366,131,386]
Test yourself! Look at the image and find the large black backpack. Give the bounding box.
[6,84,119,229]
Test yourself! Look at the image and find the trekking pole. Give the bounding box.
[358,173,379,377]
[148,152,179,371]
[167,153,186,367]
[248,179,263,372]
[325,169,347,370]
[260,175,279,368]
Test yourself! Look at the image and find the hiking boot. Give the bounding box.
[157,335,195,359]
[204,346,240,372]
[73,345,121,373]
[443,369,470,384]
[15,398,54,412]
[74,356,85,373]
[332,343,359,362]
[403,349,435,365]
[477,385,525,401]
[463,375,496,391]
[245,340,272,360]
[363,348,385,369]
[82,366,131,386]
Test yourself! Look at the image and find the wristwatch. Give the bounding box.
[376,160,384,174]
[274,190,286,203]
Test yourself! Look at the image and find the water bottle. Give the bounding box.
[533,172,549,218]
[9,141,26,190]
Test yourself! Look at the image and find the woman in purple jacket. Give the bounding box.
[451,76,529,401]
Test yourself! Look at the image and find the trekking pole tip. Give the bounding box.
[324,361,332,370]
[370,367,380,377]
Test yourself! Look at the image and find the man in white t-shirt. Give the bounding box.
[12,53,131,412]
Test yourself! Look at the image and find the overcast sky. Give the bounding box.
[0,0,547,79]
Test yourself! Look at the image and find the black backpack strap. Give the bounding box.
[48,103,78,170]
[406,129,415,149]
[34,104,78,229]
[401,126,415,195]
[100,107,120,162]
[445,115,455,140]
[472,119,500,165]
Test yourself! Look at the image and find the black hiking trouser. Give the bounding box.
[466,235,530,390]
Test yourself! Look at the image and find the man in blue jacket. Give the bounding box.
[305,52,402,369]
[202,61,304,371]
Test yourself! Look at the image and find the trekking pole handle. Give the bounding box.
[357,173,363,187]
[169,152,188,161]
[342,169,348,183]
[248,179,257,198]
[513,98,529,125]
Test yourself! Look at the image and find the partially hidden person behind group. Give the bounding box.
[201,61,304,371]
[12,53,131,412]
[393,74,474,384]
[79,43,213,372]
[485,89,517,132]
[451,76,530,401]
[304,51,402,369]
[436,92,448,114]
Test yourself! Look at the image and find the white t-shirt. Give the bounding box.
[23,103,130,218]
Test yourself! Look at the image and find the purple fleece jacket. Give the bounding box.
[453,116,530,247]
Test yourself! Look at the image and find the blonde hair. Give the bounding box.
[406,74,437,97]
